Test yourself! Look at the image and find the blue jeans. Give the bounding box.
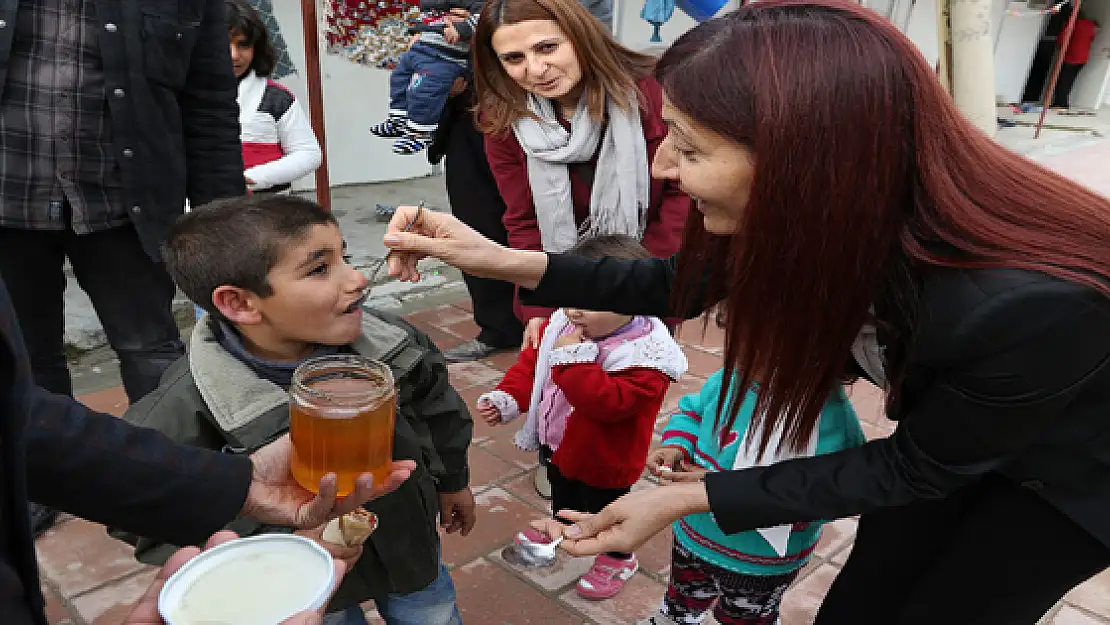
[388,45,468,127]
[323,558,461,625]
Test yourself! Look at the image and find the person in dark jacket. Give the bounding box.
[381,2,1110,623]
[427,81,525,363]
[113,194,474,625]
[0,0,246,535]
[0,273,414,625]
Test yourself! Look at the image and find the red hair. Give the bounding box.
[661,0,1110,456]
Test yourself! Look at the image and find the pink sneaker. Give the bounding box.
[576,554,639,600]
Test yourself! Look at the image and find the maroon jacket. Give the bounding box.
[484,76,691,321]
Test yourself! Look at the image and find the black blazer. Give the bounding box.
[0,278,252,624]
[521,253,1110,546]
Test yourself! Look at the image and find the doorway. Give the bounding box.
[1022,4,1075,102]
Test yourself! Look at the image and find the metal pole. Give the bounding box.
[1036,0,1081,138]
[300,0,332,209]
[937,0,952,93]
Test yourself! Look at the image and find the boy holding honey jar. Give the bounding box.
[111,195,474,625]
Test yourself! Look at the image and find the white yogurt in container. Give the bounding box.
[158,534,336,625]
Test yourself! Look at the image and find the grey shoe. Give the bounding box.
[443,339,506,363]
[534,463,552,500]
[635,611,681,625]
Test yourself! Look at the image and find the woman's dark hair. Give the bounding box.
[225,0,277,77]
[662,0,1110,456]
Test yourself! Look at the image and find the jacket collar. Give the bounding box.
[189,309,408,434]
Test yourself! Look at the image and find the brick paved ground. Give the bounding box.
[38,138,1110,623]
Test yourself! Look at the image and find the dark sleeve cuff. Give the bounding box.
[518,253,588,307]
[703,469,760,535]
[436,469,470,493]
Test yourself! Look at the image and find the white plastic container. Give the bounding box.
[158,534,336,625]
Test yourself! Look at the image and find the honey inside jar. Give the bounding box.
[289,356,396,496]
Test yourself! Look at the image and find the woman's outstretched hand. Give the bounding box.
[529,483,712,556]
[382,207,549,288]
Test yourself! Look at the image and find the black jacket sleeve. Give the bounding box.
[182,0,247,206]
[704,278,1110,534]
[24,387,253,547]
[520,252,707,319]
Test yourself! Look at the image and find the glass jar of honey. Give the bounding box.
[289,355,396,497]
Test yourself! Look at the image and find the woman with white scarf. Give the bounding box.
[470,0,690,502]
[471,0,691,328]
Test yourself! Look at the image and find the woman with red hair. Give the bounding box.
[383,1,1110,622]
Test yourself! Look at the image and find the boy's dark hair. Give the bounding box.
[225,0,277,77]
[164,195,337,315]
[567,234,652,261]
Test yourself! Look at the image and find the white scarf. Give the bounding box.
[511,92,651,253]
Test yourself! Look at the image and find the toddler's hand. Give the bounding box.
[443,22,460,44]
[407,33,420,49]
[646,446,687,477]
[476,398,502,426]
[554,327,585,349]
[522,317,545,350]
[660,459,709,483]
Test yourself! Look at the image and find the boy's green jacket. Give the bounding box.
[110,307,473,608]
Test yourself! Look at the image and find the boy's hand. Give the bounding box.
[448,8,471,18]
[646,446,687,477]
[476,398,502,426]
[407,33,420,49]
[439,488,477,536]
[296,525,364,571]
[554,327,585,349]
[443,22,460,44]
[659,459,709,483]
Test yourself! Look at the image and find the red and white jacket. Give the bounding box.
[480,311,688,489]
[238,71,322,191]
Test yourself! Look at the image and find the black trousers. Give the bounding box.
[0,224,184,402]
[816,474,1110,624]
[1052,62,1086,108]
[542,446,631,559]
[439,94,523,349]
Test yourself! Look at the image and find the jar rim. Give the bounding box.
[291,355,395,403]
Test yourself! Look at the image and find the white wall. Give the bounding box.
[268,3,434,191]
[904,0,941,67]
[992,2,1047,103]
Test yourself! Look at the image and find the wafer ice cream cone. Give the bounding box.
[321,508,378,547]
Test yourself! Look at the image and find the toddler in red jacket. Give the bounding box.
[476,235,688,601]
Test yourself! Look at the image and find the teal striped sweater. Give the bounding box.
[661,369,865,576]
